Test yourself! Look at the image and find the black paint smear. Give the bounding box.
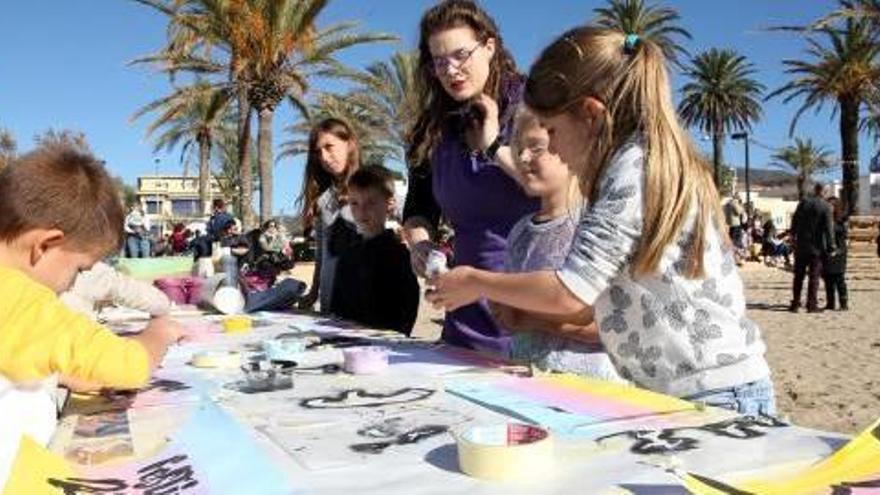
[597,429,700,455]
[696,415,787,439]
[306,335,371,350]
[148,379,191,393]
[872,422,880,442]
[47,477,128,494]
[300,388,435,409]
[597,414,788,456]
[546,405,570,414]
[832,478,880,495]
[350,425,449,454]
[357,418,405,439]
[48,455,200,495]
[685,473,755,494]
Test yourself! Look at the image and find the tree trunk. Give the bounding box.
[839,96,860,216]
[712,131,724,189]
[198,134,211,216]
[238,90,255,229]
[257,107,274,224]
[797,174,805,201]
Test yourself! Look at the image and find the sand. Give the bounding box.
[289,243,880,434]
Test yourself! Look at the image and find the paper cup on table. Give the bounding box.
[455,424,553,481]
[342,346,390,374]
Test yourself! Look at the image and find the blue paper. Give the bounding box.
[172,401,298,495]
[445,382,594,436]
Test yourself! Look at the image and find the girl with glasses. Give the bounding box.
[403,0,539,355]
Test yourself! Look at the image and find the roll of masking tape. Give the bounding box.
[456,423,553,481]
[191,350,242,368]
[222,315,252,333]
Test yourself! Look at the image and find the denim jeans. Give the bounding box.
[126,235,145,258]
[686,377,777,416]
[244,279,307,313]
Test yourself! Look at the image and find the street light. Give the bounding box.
[731,132,751,211]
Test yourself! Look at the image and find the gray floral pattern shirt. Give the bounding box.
[556,141,770,397]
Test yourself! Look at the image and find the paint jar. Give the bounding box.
[342,346,390,374]
[262,338,308,362]
[425,249,449,277]
[241,359,294,392]
[222,315,252,333]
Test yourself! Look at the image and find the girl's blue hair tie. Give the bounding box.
[624,33,640,55]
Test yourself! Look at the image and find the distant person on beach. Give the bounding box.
[723,194,747,265]
[0,144,182,487]
[429,27,775,415]
[296,118,361,313]
[124,205,150,258]
[494,107,621,380]
[789,183,836,313]
[761,217,791,266]
[331,165,419,335]
[822,197,849,311]
[206,198,234,242]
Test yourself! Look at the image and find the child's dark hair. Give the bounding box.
[0,143,124,253]
[348,165,396,200]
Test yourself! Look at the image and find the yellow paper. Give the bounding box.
[4,435,76,495]
[683,417,880,494]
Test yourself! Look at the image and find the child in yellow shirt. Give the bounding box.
[0,143,182,486]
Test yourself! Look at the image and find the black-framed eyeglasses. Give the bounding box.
[431,42,484,74]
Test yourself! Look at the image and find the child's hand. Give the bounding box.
[148,316,185,345]
[426,266,480,311]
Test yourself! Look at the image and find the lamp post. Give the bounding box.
[731,132,751,212]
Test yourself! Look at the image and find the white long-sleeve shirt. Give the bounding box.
[556,140,770,397]
[60,262,171,319]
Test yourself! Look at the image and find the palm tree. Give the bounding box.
[279,50,421,168]
[0,128,16,170]
[212,120,258,209]
[242,6,396,223]
[133,83,231,214]
[678,48,765,187]
[133,0,258,226]
[133,0,396,226]
[279,92,398,166]
[592,0,692,65]
[771,138,836,200]
[767,18,880,216]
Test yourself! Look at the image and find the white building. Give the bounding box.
[136,175,226,237]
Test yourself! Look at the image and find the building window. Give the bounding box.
[171,199,200,216]
[145,200,162,214]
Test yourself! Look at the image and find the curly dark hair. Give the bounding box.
[406,0,518,168]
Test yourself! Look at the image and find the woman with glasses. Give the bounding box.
[403,0,538,355]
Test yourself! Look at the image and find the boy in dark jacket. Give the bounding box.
[331,166,419,335]
[823,197,849,311]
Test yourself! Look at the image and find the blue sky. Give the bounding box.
[1,1,874,215]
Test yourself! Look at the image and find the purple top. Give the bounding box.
[430,79,539,355]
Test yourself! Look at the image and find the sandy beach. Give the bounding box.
[290,244,880,435]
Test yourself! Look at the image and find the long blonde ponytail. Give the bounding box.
[525,26,725,278]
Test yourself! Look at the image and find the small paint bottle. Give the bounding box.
[425,249,449,277]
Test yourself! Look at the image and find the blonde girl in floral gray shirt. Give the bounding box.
[429,27,774,416]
